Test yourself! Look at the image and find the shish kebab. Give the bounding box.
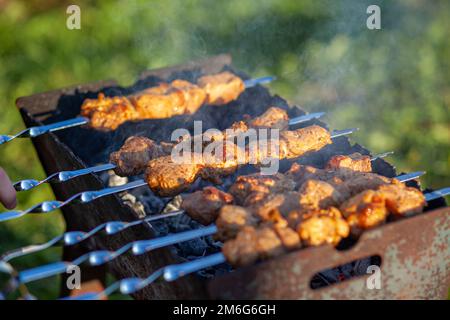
[0,72,273,145]
[13,107,325,192]
[62,186,450,301]
[7,156,417,275]
[0,152,394,263]
[0,123,357,223]
[14,175,440,286]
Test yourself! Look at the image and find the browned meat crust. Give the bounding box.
[181,187,234,225]
[215,205,259,241]
[197,71,245,105]
[81,72,245,130]
[325,153,372,172]
[110,136,169,176]
[297,207,350,246]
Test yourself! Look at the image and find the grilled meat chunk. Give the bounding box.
[197,71,245,105]
[247,107,289,130]
[80,93,140,130]
[110,136,169,176]
[222,225,285,267]
[215,205,258,241]
[228,173,295,206]
[144,155,202,197]
[340,190,388,234]
[278,125,332,159]
[325,153,372,172]
[377,183,425,216]
[340,182,425,235]
[297,207,350,246]
[181,187,234,225]
[298,180,345,210]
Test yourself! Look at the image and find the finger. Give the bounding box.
[0,168,17,209]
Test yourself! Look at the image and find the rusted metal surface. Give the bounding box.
[207,207,449,299]
[15,55,449,299]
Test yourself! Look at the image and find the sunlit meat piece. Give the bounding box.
[197,71,245,105]
[144,155,203,197]
[130,79,206,119]
[297,179,346,211]
[297,207,350,246]
[325,153,372,172]
[110,136,170,176]
[80,93,140,130]
[215,205,259,241]
[228,173,296,206]
[181,187,234,225]
[340,182,425,235]
[375,182,425,216]
[340,190,388,234]
[278,125,332,159]
[247,106,289,130]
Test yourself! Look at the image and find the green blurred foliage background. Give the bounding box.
[0,0,448,299]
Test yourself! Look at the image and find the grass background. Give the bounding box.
[0,0,448,299]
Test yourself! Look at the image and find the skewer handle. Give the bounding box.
[163,253,226,282]
[80,180,147,203]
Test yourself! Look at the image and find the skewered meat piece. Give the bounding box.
[145,155,203,197]
[247,106,289,130]
[297,179,346,211]
[377,182,425,216]
[197,71,245,105]
[110,136,171,176]
[130,80,206,118]
[325,153,372,172]
[81,93,140,130]
[180,187,234,225]
[340,182,425,235]
[340,190,388,234]
[215,205,259,241]
[80,72,246,130]
[222,225,287,267]
[297,207,350,246]
[278,125,332,160]
[228,173,295,206]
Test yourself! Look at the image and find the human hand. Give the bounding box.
[0,167,17,209]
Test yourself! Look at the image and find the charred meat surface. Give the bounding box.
[181,186,234,225]
[110,136,169,176]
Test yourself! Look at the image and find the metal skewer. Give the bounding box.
[0,117,89,146]
[13,112,325,192]
[0,77,275,147]
[0,180,148,223]
[62,186,450,300]
[16,225,218,284]
[9,171,427,284]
